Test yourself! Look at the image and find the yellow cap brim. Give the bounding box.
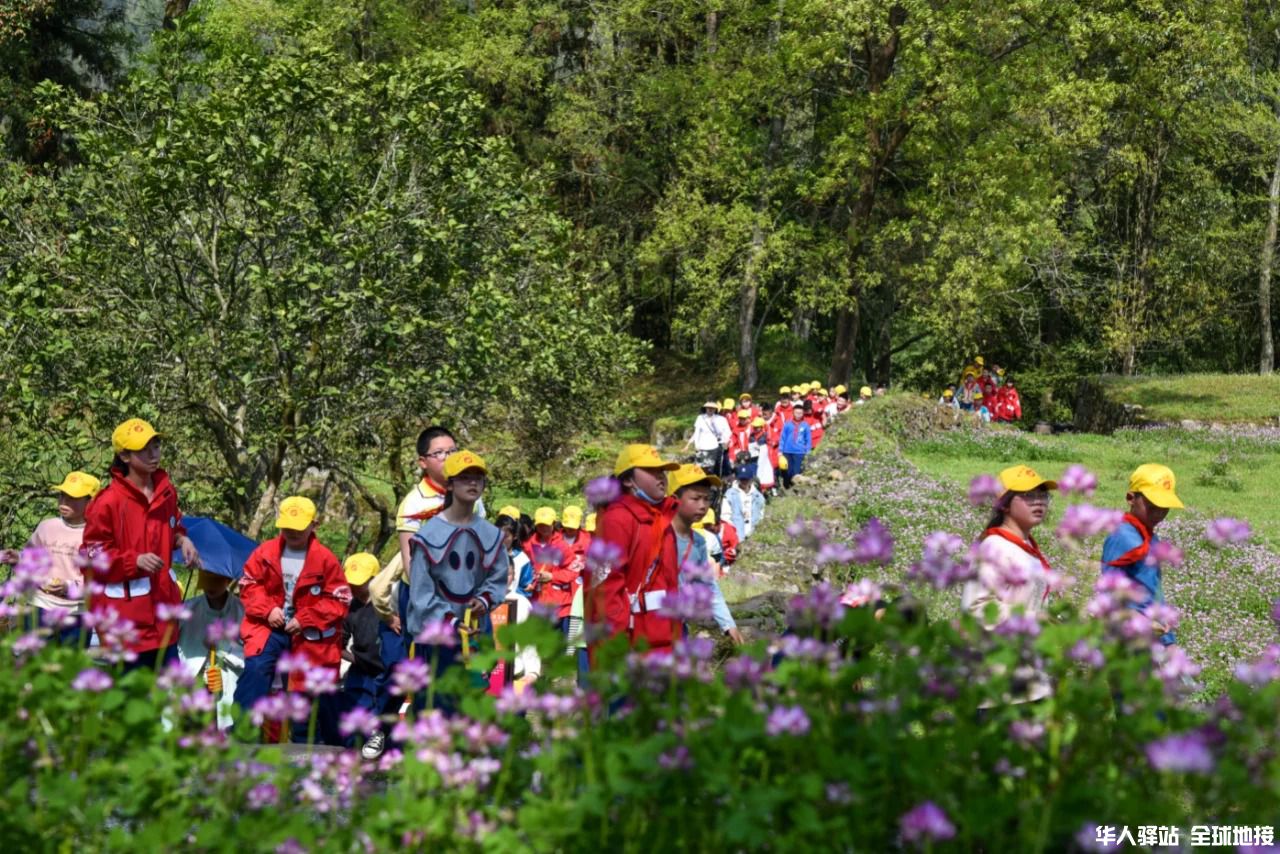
[52,483,96,499]
[1003,477,1057,493]
[1141,488,1183,510]
[345,569,377,586]
[275,515,313,531]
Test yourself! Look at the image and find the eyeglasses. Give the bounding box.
[424,447,459,460]
[1015,490,1052,504]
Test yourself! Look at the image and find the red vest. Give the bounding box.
[239,535,351,668]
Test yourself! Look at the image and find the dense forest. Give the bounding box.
[3,0,1280,538]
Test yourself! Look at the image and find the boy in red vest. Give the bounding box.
[234,496,351,742]
[529,507,577,629]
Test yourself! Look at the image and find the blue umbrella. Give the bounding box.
[172,516,256,582]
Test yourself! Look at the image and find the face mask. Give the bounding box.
[632,485,664,505]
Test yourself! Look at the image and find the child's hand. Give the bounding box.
[467,597,489,617]
[388,614,402,635]
[538,569,553,583]
[178,536,202,569]
[0,549,18,565]
[137,553,164,573]
[267,607,286,629]
[43,578,67,596]
[284,617,302,635]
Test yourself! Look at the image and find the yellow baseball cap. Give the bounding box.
[810,379,821,388]
[818,387,828,396]
[997,465,1057,493]
[1129,463,1184,509]
[943,389,954,398]
[860,386,872,397]
[739,392,752,401]
[693,509,716,529]
[779,386,791,395]
[752,417,766,428]
[585,512,597,533]
[976,356,985,366]
[276,496,317,531]
[562,505,584,529]
[721,398,735,411]
[534,506,557,527]
[343,552,380,586]
[51,471,101,499]
[833,385,847,395]
[737,409,753,420]
[667,463,722,496]
[111,418,160,454]
[974,392,984,400]
[703,400,721,411]
[497,505,522,520]
[443,450,487,479]
[614,444,679,476]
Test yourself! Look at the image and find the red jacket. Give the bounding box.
[716,520,740,565]
[727,425,754,463]
[806,413,825,448]
[82,468,186,652]
[528,531,578,618]
[239,535,351,669]
[587,494,679,653]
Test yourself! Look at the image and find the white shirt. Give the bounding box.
[962,535,1051,704]
[691,414,724,451]
[177,593,246,729]
[281,547,306,620]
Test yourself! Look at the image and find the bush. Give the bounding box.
[3,498,1279,851]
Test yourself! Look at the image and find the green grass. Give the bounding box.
[905,426,1280,547]
[1100,373,1280,423]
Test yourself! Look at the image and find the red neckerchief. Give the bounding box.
[403,477,447,523]
[982,527,1052,572]
[1106,513,1151,567]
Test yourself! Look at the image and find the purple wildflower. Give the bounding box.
[899,800,956,844]
[204,618,241,647]
[299,664,338,696]
[764,704,810,737]
[71,668,113,693]
[584,476,621,506]
[840,579,882,608]
[825,782,853,805]
[246,782,279,810]
[275,839,308,854]
[679,559,717,585]
[1057,464,1098,498]
[157,659,196,691]
[657,745,693,770]
[156,602,192,623]
[249,693,311,726]
[339,707,380,738]
[907,532,970,589]
[852,518,893,565]
[1068,640,1105,669]
[1234,645,1280,686]
[414,620,459,648]
[585,539,623,583]
[11,632,45,658]
[1205,517,1251,547]
[786,582,846,631]
[391,658,431,696]
[1055,505,1125,541]
[1146,730,1214,774]
[1153,645,1201,686]
[994,613,1040,638]
[814,541,856,566]
[656,585,715,622]
[2,547,52,598]
[276,652,311,675]
[532,546,565,568]
[1145,540,1184,568]
[967,474,1003,507]
[723,655,768,690]
[1009,719,1045,746]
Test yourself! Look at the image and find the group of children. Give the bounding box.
[939,356,1023,423]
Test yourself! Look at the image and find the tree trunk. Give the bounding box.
[1260,138,1280,373]
[706,11,719,55]
[738,223,764,390]
[830,305,859,387]
[162,0,191,29]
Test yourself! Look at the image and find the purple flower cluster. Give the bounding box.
[71,668,113,693]
[656,585,715,623]
[82,607,138,664]
[1055,505,1124,541]
[391,658,431,696]
[250,693,311,726]
[414,620,459,648]
[785,582,846,631]
[899,800,956,844]
[1145,730,1215,774]
[585,539,623,583]
[1204,517,1251,548]
[852,518,894,565]
[723,655,768,690]
[840,579,882,608]
[906,532,971,589]
[584,476,621,506]
[967,474,1002,507]
[1057,464,1098,497]
[2,547,52,599]
[339,707,380,738]
[156,601,192,623]
[764,704,810,737]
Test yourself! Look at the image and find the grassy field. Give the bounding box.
[1100,373,1280,423]
[905,424,1280,547]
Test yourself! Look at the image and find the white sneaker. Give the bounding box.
[361,731,386,760]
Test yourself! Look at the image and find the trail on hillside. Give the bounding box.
[728,400,1280,693]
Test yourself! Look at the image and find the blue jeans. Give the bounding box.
[340,670,382,747]
[233,629,292,713]
[783,452,805,487]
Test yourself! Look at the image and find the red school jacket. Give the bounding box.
[239,535,351,668]
[82,468,186,652]
[527,531,579,618]
[586,493,680,654]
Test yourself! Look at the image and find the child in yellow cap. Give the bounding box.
[176,567,245,729]
[1101,464,1185,646]
[338,552,388,757]
[0,471,101,645]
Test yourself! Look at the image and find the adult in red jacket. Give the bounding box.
[233,496,351,737]
[1002,380,1023,421]
[528,506,577,623]
[586,445,681,659]
[82,419,201,671]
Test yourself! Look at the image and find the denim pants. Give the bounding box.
[233,629,292,713]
